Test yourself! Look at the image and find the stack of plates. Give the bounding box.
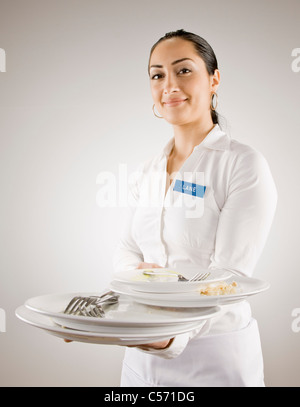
[15,290,221,345]
[15,267,270,345]
[110,267,270,308]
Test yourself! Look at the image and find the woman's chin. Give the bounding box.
[163,115,190,126]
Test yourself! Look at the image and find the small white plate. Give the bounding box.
[114,267,232,293]
[25,292,221,333]
[110,276,270,308]
[15,306,206,346]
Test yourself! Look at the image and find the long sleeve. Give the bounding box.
[113,165,144,274]
[113,208,144,273]
[209,148,278,277]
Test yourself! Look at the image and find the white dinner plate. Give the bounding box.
[110,276,270,308]
[15,306,205,346]
[25,292,221,333]
[114,267,232,293]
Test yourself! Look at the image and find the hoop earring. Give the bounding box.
[211,92,218,111]
[152,104,163,119]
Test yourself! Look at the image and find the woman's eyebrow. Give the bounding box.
[149,57,194,70]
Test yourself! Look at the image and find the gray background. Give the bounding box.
[0,0,299,387]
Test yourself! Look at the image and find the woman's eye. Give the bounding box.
[151,73,163,80]
[178,68,191,74]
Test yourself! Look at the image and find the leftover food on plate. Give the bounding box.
[131,269,178,282]
[199,281,238,296]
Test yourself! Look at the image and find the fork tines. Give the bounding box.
[189,272,211,282]
[63,292,119,318]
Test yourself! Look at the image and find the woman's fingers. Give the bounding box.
[127,338,174,350]
[137,262,162,269]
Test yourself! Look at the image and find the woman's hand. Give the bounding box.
[132,338,174,350]
[65,338,174,348]
[137,262,162,269]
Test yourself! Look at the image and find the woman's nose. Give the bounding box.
[163,74,179,94]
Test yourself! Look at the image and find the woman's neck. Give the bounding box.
[171,118,215,161]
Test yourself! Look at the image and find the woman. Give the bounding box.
[113,29,277,387]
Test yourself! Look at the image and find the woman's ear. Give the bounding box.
[211,69,220,92]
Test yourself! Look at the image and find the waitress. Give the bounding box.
[113,29,277,387]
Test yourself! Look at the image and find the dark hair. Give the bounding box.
[149,29,219,125]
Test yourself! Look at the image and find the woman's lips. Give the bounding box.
[163,98,187,107]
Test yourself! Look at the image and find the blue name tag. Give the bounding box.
[173,180,206,198]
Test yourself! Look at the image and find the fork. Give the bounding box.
[63,291,119,317]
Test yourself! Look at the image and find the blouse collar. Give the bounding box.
[162,124,230,157]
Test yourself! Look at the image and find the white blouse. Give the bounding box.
[113,124,277,358]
